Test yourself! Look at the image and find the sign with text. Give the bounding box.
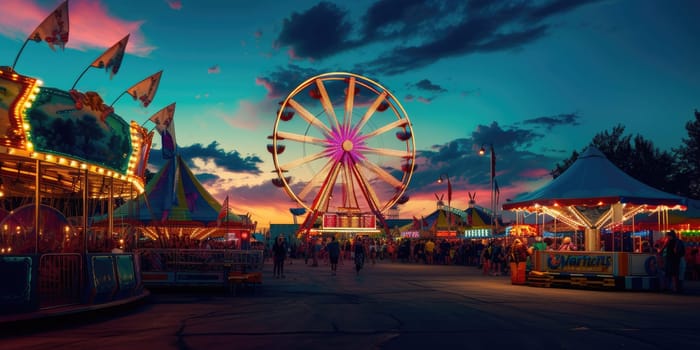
[542,251,617,274]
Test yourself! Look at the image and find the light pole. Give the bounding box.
[479,144,495,235]
[437,173,452,232]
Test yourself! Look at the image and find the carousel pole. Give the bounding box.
[83,167,89,254]
[108,177,114,247]
[34,159,41,254]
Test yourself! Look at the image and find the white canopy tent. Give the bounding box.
[503,147,687,250]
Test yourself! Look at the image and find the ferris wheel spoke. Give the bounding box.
[358,159,403,189]
[349,162,382,212]
[276,131,326,145]
[279,150,328,172]
[341,161,359,209]
[363,147,413,159]
[312,161,342,212]
[344,76,356,129]
[354,91,388,134]
[298,159,336,200]
[362,119,409,139]
[315,79,340,131]
[288,99,333,136]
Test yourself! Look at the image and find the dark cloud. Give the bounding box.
[274,2,355,60]
[256,64,325,100]
[271,1,597,74]
[148,141,263,178]
[361,0,459,41]
[409,121,557,199]
[194,172,218,185]
[414,79,447,93]
[470,121,542,153]
[361,1,596,75]
[521,112,581,131]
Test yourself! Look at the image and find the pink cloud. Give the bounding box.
[519,167,550,179]
[166,0,182,10]
[255,77,284,99]
[287,47,300,60]
[207,64,220,74]
[0,0,155,56]
[215,99,276,131]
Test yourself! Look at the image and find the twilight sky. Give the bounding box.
[1,0,699,228]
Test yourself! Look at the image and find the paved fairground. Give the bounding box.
[1,257,699,350]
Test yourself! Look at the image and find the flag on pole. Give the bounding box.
[446,178,452,206]
[490,145,496,180]
[126,70,162,108]
[494,179,500,203]
[149,103,177,159]
[217,195,229,226]
[91,34,129,79]
[28,0,69,51]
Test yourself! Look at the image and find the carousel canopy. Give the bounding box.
[110,155,242,225]
[503,147,687,211]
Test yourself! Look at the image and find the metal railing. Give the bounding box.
[38,253,83,309]
[136,249,263,274]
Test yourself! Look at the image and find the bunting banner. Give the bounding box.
[148,103,177,159]
[28,0,69,51]
[126,70,162,108]
[91,34,129,79]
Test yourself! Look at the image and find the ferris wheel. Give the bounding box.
[268,72,415,232]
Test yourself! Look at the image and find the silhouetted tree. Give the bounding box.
[673,110,700,199]
[551,124,676,193]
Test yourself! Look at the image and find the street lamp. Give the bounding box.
[437,173,452,232]
[479,144,496,235]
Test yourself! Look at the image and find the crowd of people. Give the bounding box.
[263,232,700,291]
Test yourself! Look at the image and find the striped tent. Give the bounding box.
[106,155,254,240]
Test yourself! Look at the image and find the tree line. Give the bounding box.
[551,110,700,200]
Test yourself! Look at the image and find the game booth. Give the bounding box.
[503,147,688,291]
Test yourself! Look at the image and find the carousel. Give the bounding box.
[0,66,151,314]
[1,1,153,317]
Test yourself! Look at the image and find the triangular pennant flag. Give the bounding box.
[149,103,177,159]
[28,0,69,51]
[126,71,162,108]
[91,34,129,79]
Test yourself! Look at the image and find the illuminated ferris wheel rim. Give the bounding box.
[270,71,416,214]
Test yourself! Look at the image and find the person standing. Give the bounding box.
[663,230,684,293]
[509,239,529,285]
[424,239,435,265]
[312,238,321,267]
[354,238,366,276]
[272,236,287,278]
[558,237,576,251]
[327,236,341,276]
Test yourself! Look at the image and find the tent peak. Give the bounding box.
[580,146,605,159]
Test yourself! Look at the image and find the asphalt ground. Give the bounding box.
[1,257,699,350]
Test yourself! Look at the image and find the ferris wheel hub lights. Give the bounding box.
[342,140,354,151]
